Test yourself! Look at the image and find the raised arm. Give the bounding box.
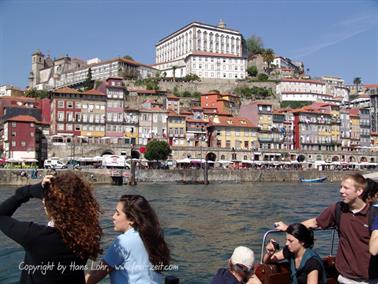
[302,218,318,229]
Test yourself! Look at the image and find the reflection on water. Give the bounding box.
[0,182,340,283]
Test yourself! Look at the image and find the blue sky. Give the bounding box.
[1,0,377,88]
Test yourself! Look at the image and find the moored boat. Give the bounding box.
[300,176,327,183]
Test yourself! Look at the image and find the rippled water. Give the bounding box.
[0,182,340,284]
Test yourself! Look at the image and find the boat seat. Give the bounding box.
[255,256,338,284]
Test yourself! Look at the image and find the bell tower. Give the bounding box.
[31,49,45,86]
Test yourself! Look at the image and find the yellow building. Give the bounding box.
[167,111,186,146]
[208,116,258,150]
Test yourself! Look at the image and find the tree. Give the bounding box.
[246,35,264,56]
[144,140,171,161]
[83,68,93,90]
[24,88,49,98]
[123,55,134,61]
[246,66,258,77]
[353,77,361,94]
[257,73,269,81]
[172,66,177,82]
[262,48,275,73]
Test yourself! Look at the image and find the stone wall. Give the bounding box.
[123,79,277,95]
[0,169,372,186]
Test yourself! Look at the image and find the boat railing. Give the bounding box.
[259,228,338,263]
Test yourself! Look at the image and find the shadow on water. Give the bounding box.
[0,182,340,284]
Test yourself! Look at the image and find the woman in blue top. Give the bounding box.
[86,194,170,284]
[263,223,326,284]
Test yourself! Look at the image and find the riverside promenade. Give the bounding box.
[0,168,376,186]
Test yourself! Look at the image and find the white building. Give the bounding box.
[154,21,247,80]
[277,78,349,103]
[29,50,158,90]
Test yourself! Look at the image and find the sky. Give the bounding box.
[0,0,377,89]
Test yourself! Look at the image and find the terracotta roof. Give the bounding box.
[186,118,209,123]
[6,115,39,123]
[127,88,166,94]
[348,108,360,117]
[166,95,179,100]
[53,87,81,94]
[364,84,378,89]
[83,89,105,96]
[210,116,257,128]
[192,106,203,110]
[167,110,185,117]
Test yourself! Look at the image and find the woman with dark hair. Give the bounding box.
[263,223,326,284]
[86,194,170,284]
[0,171,102,284]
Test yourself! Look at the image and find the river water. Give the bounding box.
[0,182,340,283]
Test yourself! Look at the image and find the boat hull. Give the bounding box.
[300,176,327,183]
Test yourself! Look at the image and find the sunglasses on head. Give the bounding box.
[235,263,254,274]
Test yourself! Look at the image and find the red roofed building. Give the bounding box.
[3,115,48,161]
[201,91,240,115]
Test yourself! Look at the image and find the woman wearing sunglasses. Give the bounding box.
[263,223,326,284]
[211,246,262,284]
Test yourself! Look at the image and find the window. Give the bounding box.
[58,112,64,122]
[67,101,73,108]
[30,132,34,137]
[57,100,64,108]
[11,141,16,147]
[30,123,34,127]
[12,122,16,127]
[11,131,16,137]
[57,124,64,130]
[66,124,73,131]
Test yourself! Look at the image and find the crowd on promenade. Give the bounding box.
[0,170,377,284]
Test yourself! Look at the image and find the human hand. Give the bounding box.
[274,221,288,231]
[42,175,55,189]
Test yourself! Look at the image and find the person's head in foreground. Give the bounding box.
[228,246,256,282]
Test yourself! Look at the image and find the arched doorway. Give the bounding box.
[206,152,216,161]
[349,156,356,163]
[332,156,339,162]
[101,150,114,156]
[360,156,367,162]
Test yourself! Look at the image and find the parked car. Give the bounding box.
[66,159,80,169]
[43,159,66,169]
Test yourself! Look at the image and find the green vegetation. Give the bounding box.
[144,140,172,161]
[246,35,264,56]
[257,73,269,81]
[135,77,160,90]
[83,68,94,90]
[173,88,201,99]
[280,101,312,109]
[234,86,274,99]
[122,55,134,60]
[246,66,258,77]
[353,77,361,93]
[24,88,49,98]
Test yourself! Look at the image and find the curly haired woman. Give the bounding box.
[0,171,102,284]
[86,194,170,284]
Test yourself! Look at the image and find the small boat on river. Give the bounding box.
[299,176,327,183]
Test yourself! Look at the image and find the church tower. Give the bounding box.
[30,49,45,87]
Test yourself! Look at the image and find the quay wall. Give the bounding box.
[0,169,373,186]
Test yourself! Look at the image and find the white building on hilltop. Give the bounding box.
[154,20,247,80]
